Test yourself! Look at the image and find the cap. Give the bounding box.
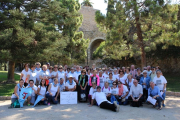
[68,75,73,78]
[46,62,50,65]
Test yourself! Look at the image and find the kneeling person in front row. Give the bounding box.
[89,86,120,112]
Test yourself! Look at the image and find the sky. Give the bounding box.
[79,0,108,15]
[79,0,180,15]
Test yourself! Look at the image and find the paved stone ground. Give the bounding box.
[0,96,180,120]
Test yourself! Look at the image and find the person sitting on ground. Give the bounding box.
[88,82,97,104]
[89,86,120,112]
[89,70,100,86]
[78,69,88,102]
[153,70,167,107]
[129,79,143,107]
[110,82,119,103]
[148,81,163,110]
[46,78,60,105]
[37,79,47,105]
[140,70,151,102]
[102,82,111,101]
[117,81,129,105]
[11,79,24,104]
[26,80,38,106]
[65,75,76,91]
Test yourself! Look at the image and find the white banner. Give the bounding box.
[60,92,77,104]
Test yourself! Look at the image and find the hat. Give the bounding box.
[97,86,101,89]
[46,62,50,65]
[142,70,147,73]
[68,74,73,78]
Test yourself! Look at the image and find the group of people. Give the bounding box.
[11,63,167,112]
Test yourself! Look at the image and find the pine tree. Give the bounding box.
[95,0,179,69]
[81,0,93,7]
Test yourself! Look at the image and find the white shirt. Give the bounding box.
[111,87,119,95]
[89,87,97,96]
[29,70,37,84]
[21,69,31,82]
[129,84,143,98]
[102,73,109,80]
[39,70,50,79]
[38,85,46,96]
[75,71,81,80]
[153,75,167,90]
[126,79,134,89]
[87,73,92,85]
[99,76,105,88]
[59,83,65,92]
[120,85,129,99]
[67,72,77,80]
[65,81,76,89]
[102,87,111,96]
[58,71,66,83]
[47,83,58,96]
[113,74,119,80]
[92,92,108,105]
[35,68,42,81]
[118,75,127,84]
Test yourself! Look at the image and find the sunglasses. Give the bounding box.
[59,68,62,69]
[143,73,147,74]
[36,64,40,65]
[113,84,116,85]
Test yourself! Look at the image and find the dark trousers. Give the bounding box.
[115,96,128,105]
[128,96,143,107]
[78,86,87,102]
[155,97,163,108]
[46,93,58,104]
[100,101,116,112]
[143,88,148,102]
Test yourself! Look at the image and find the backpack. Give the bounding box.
[11,100,20,108]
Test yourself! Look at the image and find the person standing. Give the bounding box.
[118,69,127,85]
[150,67,156,81]
[89,70,100,86]
[39,65,50,86]
[135,68,143,83]
[139,70,151,102]
[29,64,37,85]
[153,70,167,107]
[78,69,88,102]
[58,66,66,83]
[130,65,137,79]
[20,63,30,87]
[35,62,42,85]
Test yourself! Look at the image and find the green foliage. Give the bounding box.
[94,0,180,67]
[81,0,93,7]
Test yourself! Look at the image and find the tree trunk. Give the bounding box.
[7,61,15,82]
[135,17,146,70]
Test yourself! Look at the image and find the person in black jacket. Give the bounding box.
[78,69,88,102]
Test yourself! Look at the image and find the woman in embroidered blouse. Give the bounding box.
[78,69,88,101]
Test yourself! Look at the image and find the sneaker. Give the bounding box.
[162,104,165,107]
[114,101,120,112]
[48,103,50,106]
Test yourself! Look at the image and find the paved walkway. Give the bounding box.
[0,96,180,120]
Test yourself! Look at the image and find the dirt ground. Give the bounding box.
[0,96,180,120]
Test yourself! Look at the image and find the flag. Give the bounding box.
[33,95,44,107]
[19,88,33,108]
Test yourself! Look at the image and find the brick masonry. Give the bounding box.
[79,6,106,66]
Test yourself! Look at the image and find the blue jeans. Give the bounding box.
[119,99,128,105]
[46,93,58,104]
[155,97,163,108]
[162,90,166,100]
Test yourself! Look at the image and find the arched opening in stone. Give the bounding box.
[90,39,104,60]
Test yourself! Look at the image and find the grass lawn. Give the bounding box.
[0,71,179,96]
[0,71,20,96]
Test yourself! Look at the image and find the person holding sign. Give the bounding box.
[20,63,30,87]
[148,81,163,110]
[89,86,120,112]
[153,70,167,107]
[11,79,24,104]
[65,75,76,91]
[78,69,88,102]
[26,80,38,106]
[46,78,60,105]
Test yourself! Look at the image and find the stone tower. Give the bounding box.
[79,6,106,66]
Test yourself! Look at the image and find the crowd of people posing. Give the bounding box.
[11,62,167,112]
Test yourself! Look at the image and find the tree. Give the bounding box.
[81,0,93,7]
[0,0,85,82]
[95,0,179,69]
